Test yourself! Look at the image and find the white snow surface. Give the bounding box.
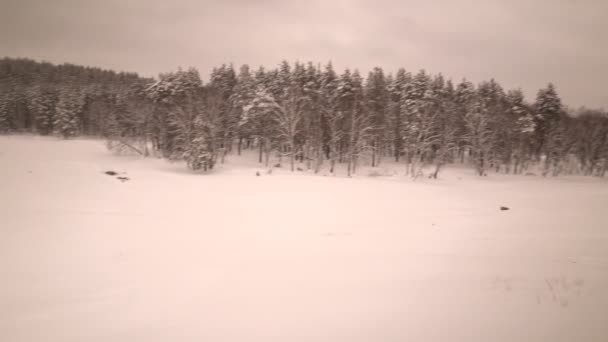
[1,135,608,342]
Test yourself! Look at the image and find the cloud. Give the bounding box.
[1,0,606,108]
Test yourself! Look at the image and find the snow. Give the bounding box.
[1,135,608,342]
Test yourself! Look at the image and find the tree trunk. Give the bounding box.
[305,143,312,170]
[376,139,383,167]
[432,163,441,179]
[289,138,295,171]
[371,147,376,167]
[314,147,322,174]
[264,137,271,167]
[258,140,263,163]
[347,156,352,177]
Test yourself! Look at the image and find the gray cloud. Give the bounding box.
[1,0,606,108]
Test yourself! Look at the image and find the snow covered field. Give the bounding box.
[1,135,608,342]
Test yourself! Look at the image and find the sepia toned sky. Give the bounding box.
[1,0,606,108]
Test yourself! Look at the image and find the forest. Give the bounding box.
[1,57,607,177]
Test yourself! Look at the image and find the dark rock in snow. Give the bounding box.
[256,171,261,176]
[105,171,118,176]
[500,206,510,211]
[117,176,129,182]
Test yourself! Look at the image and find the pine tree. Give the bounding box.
[430,77,459,178]
[364,67,389,167]
[241,79,280,166]
[402,69,432,176]
[0,92,11,133]
[453,79,476,163]
[273,67,309,171]
[387,68,410,162]
[104,84,154,156]
[534,83,563,174]
[476,79,507,172]
[534,83,562,154]
[319,63,341,173]
[54,88,84,138]
[345,70,371,176]
[29,87,58,135]
[230,64,256,155]
[299,62,323,171]
[147,67,204,158]
[507,89,534,173]
[184,114,214,171]
[6,57,608,177]
[462,81,496,176]
[209,64,237,160]
[572,111,608,176]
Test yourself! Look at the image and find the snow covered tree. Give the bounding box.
[572,110,608,176]
[345,70,372,176]
[0,58,147,135]
[334,68,356,174]
[230,64,256,155]
[477,79,507,172]
[430,77,459,178]
[105,83,154,156]
[298,62,324,171]
[462,81,497,176]
[28,86,57,135]
[182,87,224,171]
[0,92,11,133]
[534,83,562,154]
[6,57,608,178]
[273,72,310,171]
[402,69,436,176]
[144,67,222,170]
[506,89,535,174]
[184,114,214,171]
[209,64,237,161]
[365,67,389,167]
[319,63,342,173]
[534,83,563,175]
[453,79,476,163]
[54,88,84,138]
[387,68,410,162]
[146,67,204,159]
[241,80,281,166]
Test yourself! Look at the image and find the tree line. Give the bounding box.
[1,57,607,177]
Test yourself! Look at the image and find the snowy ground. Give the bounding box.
[1,135,608,342]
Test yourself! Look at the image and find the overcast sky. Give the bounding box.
[1,0,606,108]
